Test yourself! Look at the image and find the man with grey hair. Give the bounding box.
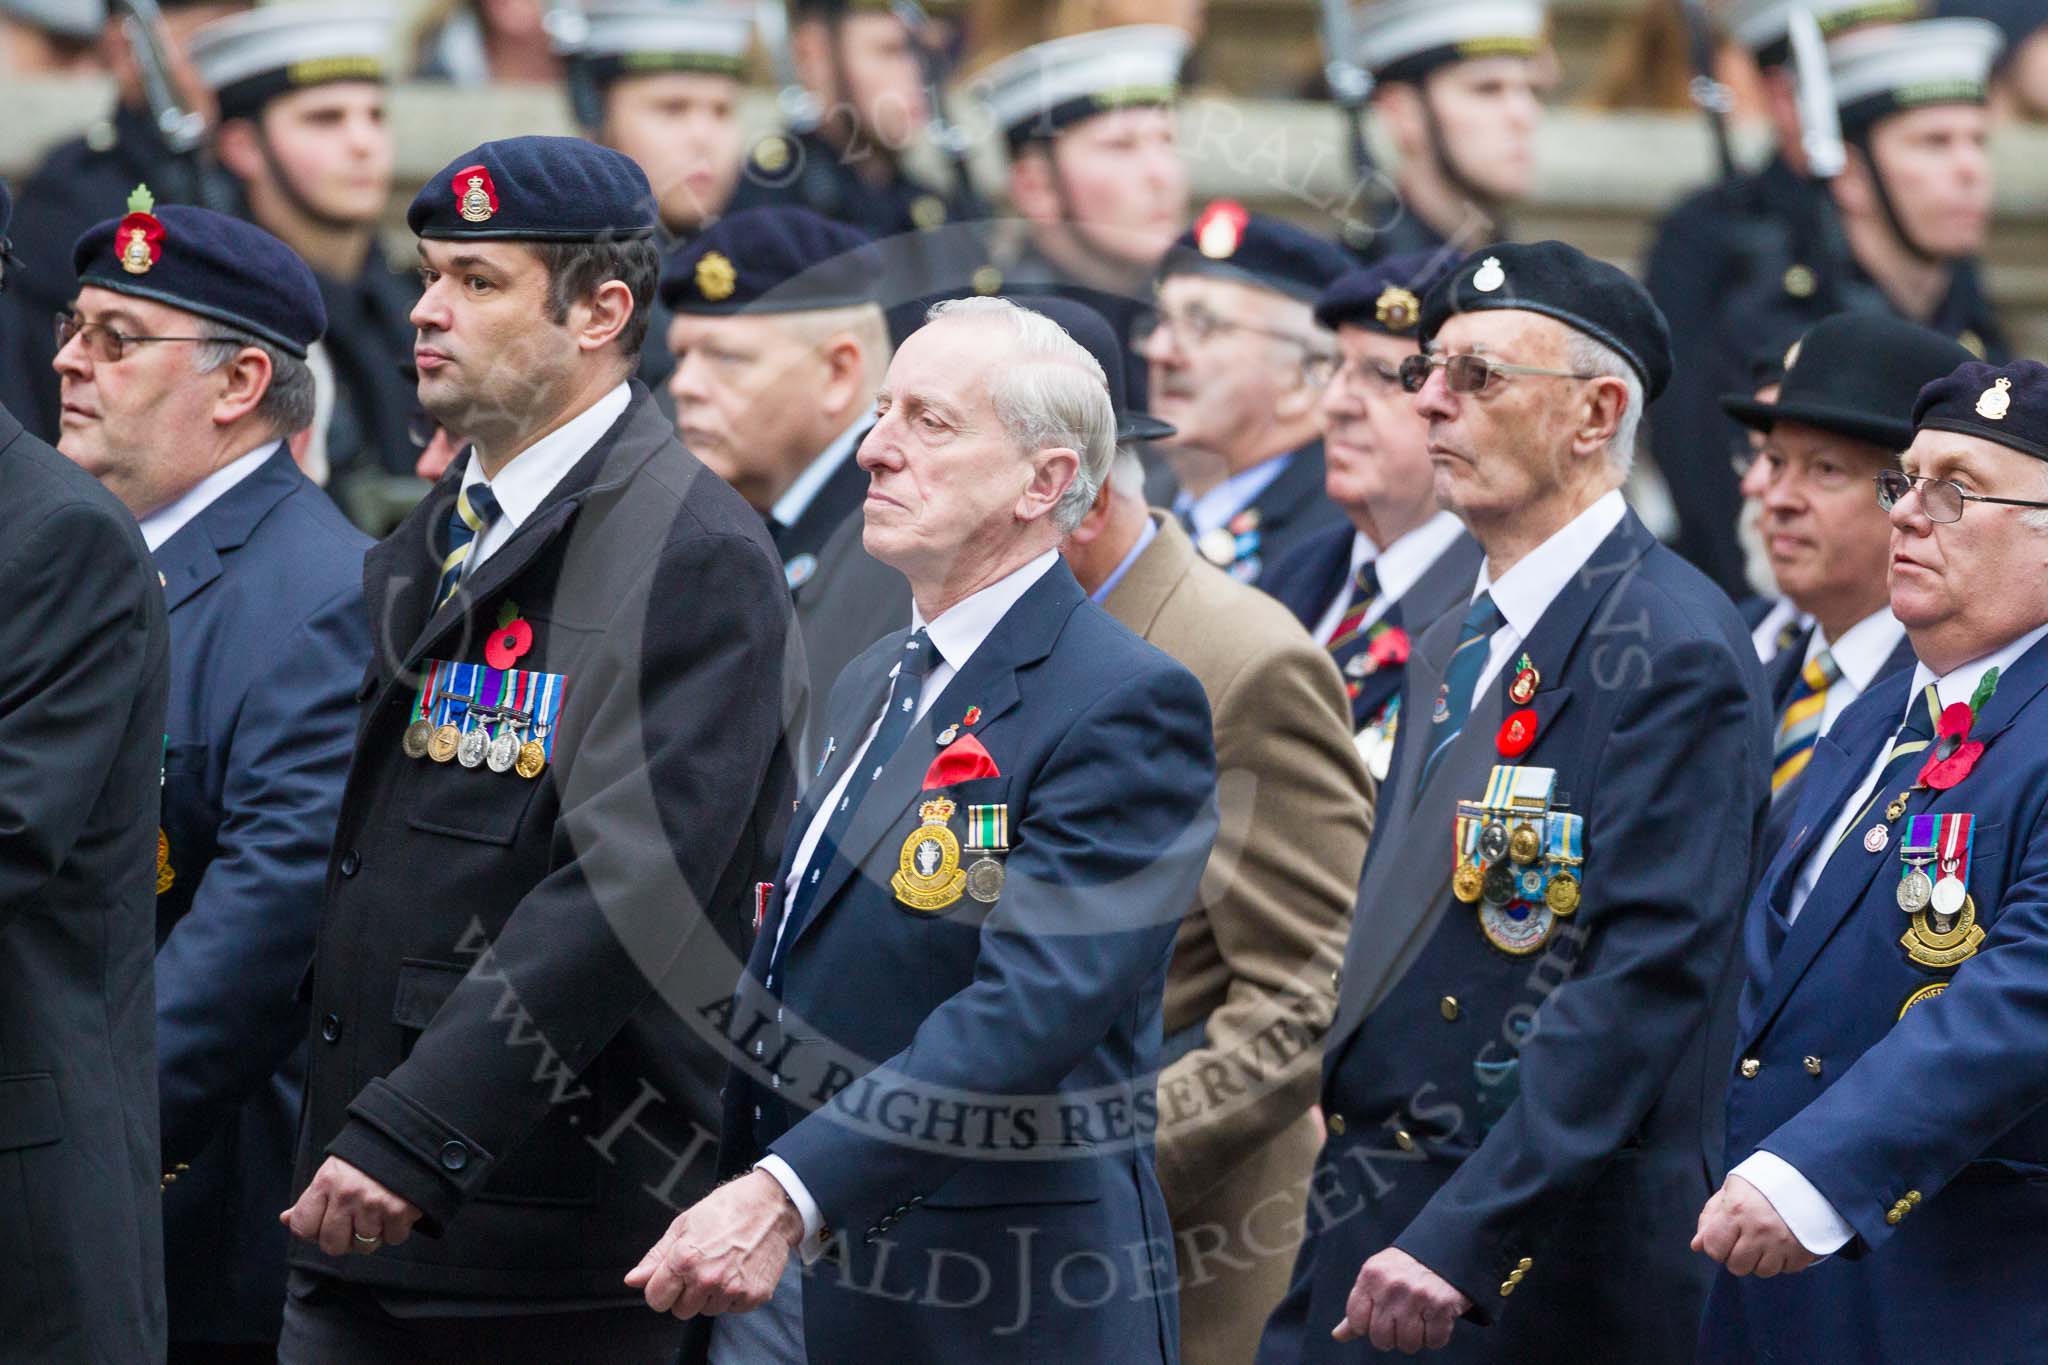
[1260,242,1770,1363]
[633,294,1220,1363]
[53,196,367,1360]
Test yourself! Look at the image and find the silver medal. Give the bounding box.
[1932,875,1966,918]
[457,725,489,768]
[1897,868,1934,914]
[487,729,518,773]
[1478,821,1510,864]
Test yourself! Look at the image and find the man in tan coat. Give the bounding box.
[1065,446,1372,1365]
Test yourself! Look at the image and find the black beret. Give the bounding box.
[1913,359,2048,461]
[1158,201,1353,305]
[1419,240,1673,400]
[1722,314,1974,451]
[1314,250,1459,335]
[660,207,878,315]
[1013,293,1175,444]
[408,136,657,242]
[72,187,324,356]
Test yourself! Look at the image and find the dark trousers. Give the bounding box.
[279,1272,686,1365]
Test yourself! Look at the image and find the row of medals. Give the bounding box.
[401,706,547,779]
[1452,816,1580,915]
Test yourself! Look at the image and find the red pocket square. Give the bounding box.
[924,734,1000,788]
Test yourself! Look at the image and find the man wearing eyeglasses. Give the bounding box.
[1719,315,1972,872]
[1264,253,1480,784]
[1140,201,1351,587]
[1696,358,2048,1364]
[1260,241,1770,1364]
[51,194,370,1363]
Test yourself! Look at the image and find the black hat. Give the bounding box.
[1159,201,1353,305]
[1013,293,1175,445]
[1722,314,1974,450]
[408,136,657,242]
[660,207,878,314]
[1418,240,1673,400]
[1914,359,2048,461]
[187,6,394,122]
[72,186,325,356]
[1314,250,1459,335]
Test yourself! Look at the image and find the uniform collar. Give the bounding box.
[1471,488,1629,640]
[1175,446,1297,537]
[459,381,631,534]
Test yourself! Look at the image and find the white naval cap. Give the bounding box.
[0,0,103,41]
[1724,0,1922,65]
[187,6,396,121]
[971,24,1190,151]
[556,0,754,77]
[1351,0,1546,83]
[1829,16,2003,130]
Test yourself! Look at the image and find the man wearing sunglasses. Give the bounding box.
[52,194,370,1362]
[1261,241,1771,1364]
[1719,314,1973,871]
[1140,201,1351,587]
[1696,361,2048,1362]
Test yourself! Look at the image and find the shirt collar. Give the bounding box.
[1811,607,1909,693]
[1902,620,2048,720]
[772,415,871,530]
[913,549,1061,675]
[1751,597,1812,662]
[461,382,632,532]
[1177,448,1297,538]
[1373,511,1464,604]
[1472,489,1629,640]
[1091,515,1159,605]
[1346,528,1379,577]
[139,440,281,552]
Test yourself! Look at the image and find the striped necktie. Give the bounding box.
[434,482,503,610]
[1327,560,1383,655]
[1771,648,1842,796]
[1826,683,1940,855]
[1417,591,1506,792]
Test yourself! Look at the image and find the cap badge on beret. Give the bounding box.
[1196,200,1248,260]
[1472,256,1505,293]
[1977,377,2011,421]
[118,184,163,277]
[454,165,499,224]
[695,250,737,302]
[1375,285,1421,333]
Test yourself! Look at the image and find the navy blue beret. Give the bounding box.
[72,188,324,356]
[661,207,878,315]
[1723,314,1974,451]
[1914,359,2048,461]
[1419,240,1673,400]
[1158,200,1353,305]
[1012,293,1175,444]
[408,136,657,242]
[1315,251,1459,335]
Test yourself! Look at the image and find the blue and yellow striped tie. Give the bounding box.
[1771,648,1842,796]
[434,482,503,610]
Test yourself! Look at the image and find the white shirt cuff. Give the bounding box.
[754,1154,826,1263]
[1731,1150,1855,1256]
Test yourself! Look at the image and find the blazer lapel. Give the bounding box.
[152,446,303,613]
[1101,514,1194,637]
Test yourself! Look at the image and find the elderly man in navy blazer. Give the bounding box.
[1696,359,2048,1361]
[630,294,1219,1362]
[1258,242,1771,1363]
[54,194,370,1362]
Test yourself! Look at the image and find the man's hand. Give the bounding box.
[625,1168,802,1318]
[1332,1246,1471,1354]
[1692,1173,1818,1277]
[280,1155,422,1257]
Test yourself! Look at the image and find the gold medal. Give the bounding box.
[428,723,461,763]
[1453,861,1485,904]
[966,856,1005,904]
[1508,822,1542,865]
[402,719,433,759]
[891,797,966,913]
[515,740,547,779]
[1545,872,1580,916]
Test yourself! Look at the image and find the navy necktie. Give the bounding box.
[1417,591,1506,792]
[769,629,935,980]
[434,481,503,610]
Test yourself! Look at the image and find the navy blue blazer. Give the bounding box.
[1704,630,2048,1363]
[1202,440,1347,587]
[720,560,1218,1363]
[153,448,371,1344]
[1259,511,1771,1365]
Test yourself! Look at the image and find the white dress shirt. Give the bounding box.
[1751,598,1812,663]
[1734,618,2048,1256]
[757,548,1062,1256]
[1466,489,1629,698]
[770,416,869,533]
[1310,511,1465,645]
[1801,607,1910,738]
[1173,448,1294,538]
[458,382,631,572]
[138,441,280,552]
